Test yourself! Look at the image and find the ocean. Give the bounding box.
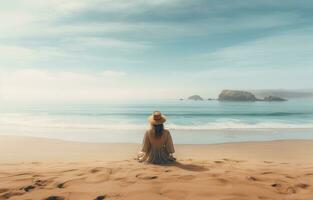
[0,99,313,144]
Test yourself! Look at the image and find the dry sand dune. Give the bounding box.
[0,136,313,200]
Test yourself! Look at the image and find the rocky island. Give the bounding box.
[218,90,257,101]
[262,96,287,101]
[188,95,204,101]
[181,91,287,102]
[218,90,287,102]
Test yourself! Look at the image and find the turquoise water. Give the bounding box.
[0,99,312,144]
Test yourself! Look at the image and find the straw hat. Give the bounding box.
[148,111,166,125]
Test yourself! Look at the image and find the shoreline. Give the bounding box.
[1,135,313,163]
[2,133,313,145]
[1,127,313,145]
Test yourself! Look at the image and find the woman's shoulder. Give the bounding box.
[146,128,170,137]
[146,129,155,136]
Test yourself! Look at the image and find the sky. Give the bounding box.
[0,0,313,102]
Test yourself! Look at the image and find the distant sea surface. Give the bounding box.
[0,99,313,144]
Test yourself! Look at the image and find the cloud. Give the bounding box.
[100,70,126,77]
[0,69,129,102]
[0,11,35,29]
[0,0,309,66]
[0,45,36,67]
[0,0,312,100]
[0,45,34,60]
[195,27,313,69]
[74,37,151,50]
[0,69,191,102]
[1,0,308,41]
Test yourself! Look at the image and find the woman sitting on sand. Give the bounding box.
[138,111,176,164]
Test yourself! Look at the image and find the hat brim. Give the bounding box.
[148,115,166,125]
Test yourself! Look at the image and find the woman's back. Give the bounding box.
[145,129,174,150]
[138,111,175,164]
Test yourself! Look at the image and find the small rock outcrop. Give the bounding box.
[263,96,287,101]
[188,95,204,101]
[218,90,257,101]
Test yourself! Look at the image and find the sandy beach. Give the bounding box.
[1,136,313,200]
[2,0,313,199]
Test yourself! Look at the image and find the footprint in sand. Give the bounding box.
[44,196,65,200]
[22,185,35,192]
[142,175,158,180]
[0,188,9,193]
[60,169,78,173]
[271,183,296,194]
[261,171,274,175]
[94,195,106,200]
[258,196,271,199]
[57,183,65,189]
[247,176,258,181]
[35,179,49,187]
[135,173,158,180]
[271,183,281,188]
[296,183,310,189]
[90,167,112,174]
[223,158,244,163]
[90,168,103,173]
[1,191,24,199]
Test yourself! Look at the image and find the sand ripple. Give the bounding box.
[0,159,313,200]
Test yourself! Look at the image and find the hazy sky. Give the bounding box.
[0,0,313,102]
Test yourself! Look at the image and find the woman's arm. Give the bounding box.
[138,131,151,162]
[165,131,175,154]
[141,131,151,153]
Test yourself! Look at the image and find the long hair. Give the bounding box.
[153,124,164,138]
